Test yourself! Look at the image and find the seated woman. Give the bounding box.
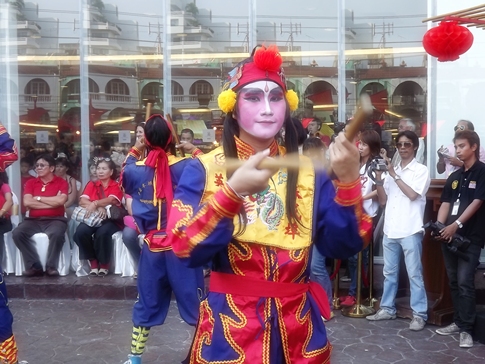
[54,154,79,218]
[73,158,123,276]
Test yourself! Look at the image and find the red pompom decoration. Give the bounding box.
[253,45,283,72]
[423,21,474,62]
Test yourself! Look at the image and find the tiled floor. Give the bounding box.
[8,299,485,364]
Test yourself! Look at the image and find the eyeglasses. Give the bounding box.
[35,163,48,169]
[454,125,466,132]
[396,142,413,149]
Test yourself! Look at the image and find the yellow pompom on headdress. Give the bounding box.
[218,45,299,113]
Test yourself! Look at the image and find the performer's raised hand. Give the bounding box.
[329,132,360,183]
[227,149,278,197]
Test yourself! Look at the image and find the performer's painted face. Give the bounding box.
[235,81,286,142]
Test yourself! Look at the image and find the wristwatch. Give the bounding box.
[36,196,41,201]
[455,220,463,228]
[393,175,402,181]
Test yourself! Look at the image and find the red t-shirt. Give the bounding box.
[21,175,35,214]
[80,179,123,204]
[24,175,69,218]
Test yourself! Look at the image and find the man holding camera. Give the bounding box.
[436,119,485,177]
[367,130,430,331]
[435,130,485,348]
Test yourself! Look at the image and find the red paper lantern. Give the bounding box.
[422,21,474,62]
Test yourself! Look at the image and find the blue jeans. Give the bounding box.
[380,232,428,320]
[122,226,141,269]
[348,246,369,297]
[441,242,481,334]
[310,245,333,308]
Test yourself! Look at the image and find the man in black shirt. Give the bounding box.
[435,130,485,348]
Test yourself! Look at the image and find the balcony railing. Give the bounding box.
[392,95,425,106]
[16,21,41,33]
[172,94,215,103]
[24,94,51,102]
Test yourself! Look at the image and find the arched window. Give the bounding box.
[24,78,51,102]
[62,78,99,103]
[141,82,162,104]
[189,80,213,95]
[106,79,130,102]
[171,81,184,102]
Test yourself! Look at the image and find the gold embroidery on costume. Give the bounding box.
[219,295,247,363]
[198,148,315,250]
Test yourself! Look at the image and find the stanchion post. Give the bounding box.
[332,259,341,310]
[341,251,375,318]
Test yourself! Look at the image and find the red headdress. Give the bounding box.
[218,45,299,113]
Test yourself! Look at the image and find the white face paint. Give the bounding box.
[235,80,287,144]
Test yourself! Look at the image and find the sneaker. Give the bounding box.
[340,275,351,282]
[340,295,356,307]
[366,309,396,321]
[124,354,142,364]
[459,332,473,348]
[409,316,426,331]
[436,322,460,336]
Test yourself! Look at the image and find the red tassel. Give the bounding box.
[253,45,282,72]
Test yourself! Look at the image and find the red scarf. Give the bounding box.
[144,119,174,229]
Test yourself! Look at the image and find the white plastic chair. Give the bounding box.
[112,231,137,277]
[15,232,71,276]
[2,192,20,275]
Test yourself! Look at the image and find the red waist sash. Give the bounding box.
[209,272,331,320]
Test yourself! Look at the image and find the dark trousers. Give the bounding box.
[12,217,67,270]
[122,226,141,268]
[0,218,13,270]
[441,242,482,334]
[74,220,120,264]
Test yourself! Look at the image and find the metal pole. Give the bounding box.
[332,259,341,310]
[79,0,90,187]
[248,0,257,52]
[337,0,346,124]
[0,2,21,206]
[162,0,171,118]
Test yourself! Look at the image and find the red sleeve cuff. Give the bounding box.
[335,178,362,206]
[191,148,203,158]
[210,183,244,218]
[128,147,142,159]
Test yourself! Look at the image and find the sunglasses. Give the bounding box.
[35,163,48,169]
[454,125,465,132]
[94,157,111,163]
[396,142,413,149]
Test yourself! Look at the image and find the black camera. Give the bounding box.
[367,156,388,182]
[423,221,471,261]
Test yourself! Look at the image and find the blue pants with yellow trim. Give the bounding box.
[132,244,204,328]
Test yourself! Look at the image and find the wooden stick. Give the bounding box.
[165,113,185,157]
[145,103,152,121]
[223,154,326,172]
[422,4,485,22]
[345,93,373,143]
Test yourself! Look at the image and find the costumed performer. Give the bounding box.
[166,45,372,364]
[121,115,204,364]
